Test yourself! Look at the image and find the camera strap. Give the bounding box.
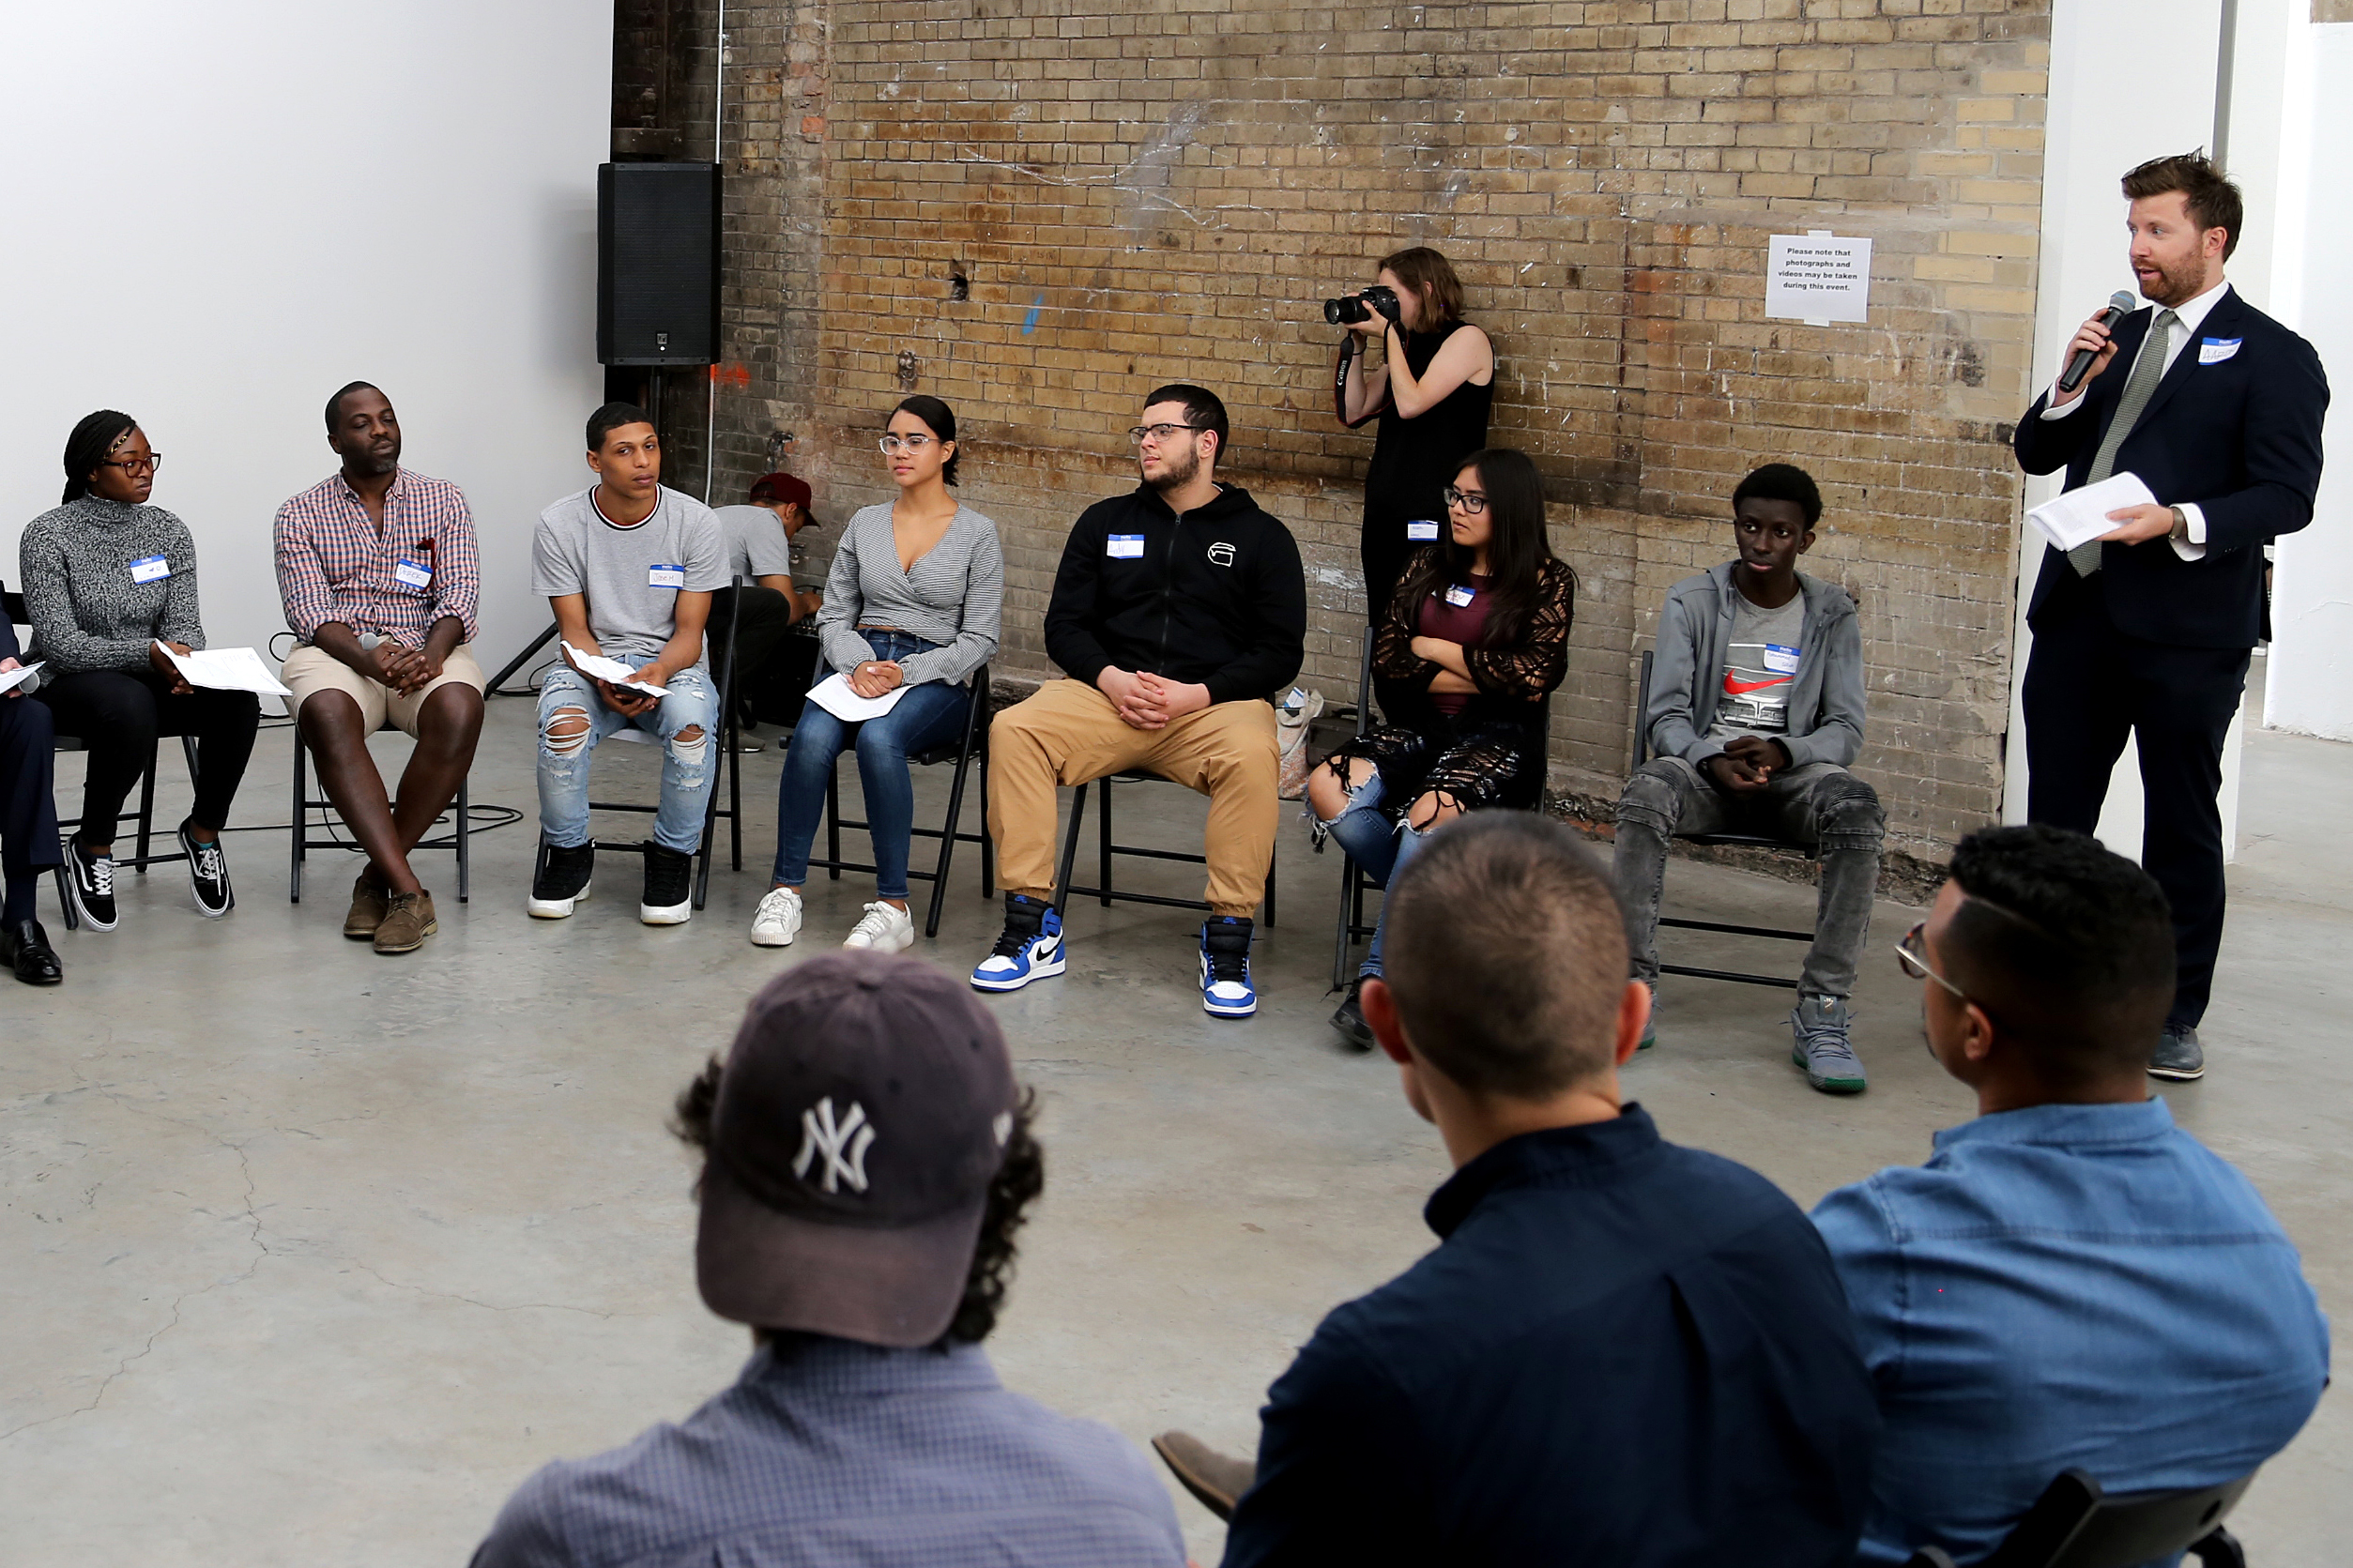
[1334,336,1383,429]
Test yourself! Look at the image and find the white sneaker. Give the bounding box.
[842,901,915,953]
[750,886,803,948]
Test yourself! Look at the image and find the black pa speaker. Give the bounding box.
[598,161,721,366]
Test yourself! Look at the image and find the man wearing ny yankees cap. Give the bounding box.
[471,951,1186,1568]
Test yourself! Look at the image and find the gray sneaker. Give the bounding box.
[1790,995,1867,1094]
[2148,1024,2205,1081]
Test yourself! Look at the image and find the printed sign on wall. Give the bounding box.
[1766,230,1873,325]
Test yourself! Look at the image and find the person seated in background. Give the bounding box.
[1815,823,2330,1566]
[974,383,1306,1017]
[1611,462,1884,1093]
[274,382,485,955]
[20,411,259,927]
[708,468,822,743]
[0,579,65,984]
[752,396,1001,953]
[1157,813,1877,1565]
[1307,447,1572,1047]
[527,403,726,926]
[469,951,1188,1568]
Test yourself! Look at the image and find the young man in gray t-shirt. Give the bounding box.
[527,403,728,925]
[1612,463,1885,1095]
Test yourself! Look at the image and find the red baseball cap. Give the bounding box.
[748,471,812,510]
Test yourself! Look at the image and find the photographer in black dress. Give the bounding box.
[1331,247,1496,622]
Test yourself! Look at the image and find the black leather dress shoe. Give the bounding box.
[2149,1024,2204,1081]
[1,918,63,985]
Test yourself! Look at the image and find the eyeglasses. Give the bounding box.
[878,434,938,454]
[1442,485,1489,514]
[99,451,162,475]
[1128,422,1203,446]
[1894,921,1966,1001]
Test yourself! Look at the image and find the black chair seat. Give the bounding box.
[1055,764,1276,927]
[1903,1466,2252,1568]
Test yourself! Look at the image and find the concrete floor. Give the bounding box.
[2,691,2344,1565]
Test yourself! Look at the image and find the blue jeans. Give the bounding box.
[536,662,718,854]
[1316,768,1431,981]
[772,632,974,899]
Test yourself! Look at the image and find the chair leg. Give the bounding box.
[825,764,843,880]
[979,731,996,898]
[1055,784,1088,914]
[927,741,974,940]
[726,706,743,873]
[456,773,471,904]
[1097,771,1114,907]
[1265,848,1277,929]
[290,729,307,905]
[53,858,79,933]
[1331,853,1357,992]
[134,741,160,871]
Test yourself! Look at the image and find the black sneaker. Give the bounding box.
[641,843,695,925]
[177,822,234,919]
[527,841,595,920]
[1329,976,1374,1049]
[2149,1024,2205,1081]
[62,838,118,932]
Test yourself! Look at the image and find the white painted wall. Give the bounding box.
[2264,22,2353,739]
[0,2,612,676]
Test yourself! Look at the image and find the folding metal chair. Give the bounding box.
[806,662,995,938]
[7,590,195,933]
[288,720,472,905]
[1631,646,1814,988]
[1052,737,1279,928]
[1903,1466,2253,1568]
[527,578,746,911]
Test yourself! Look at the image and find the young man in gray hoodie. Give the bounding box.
[1613,463,1884,1092]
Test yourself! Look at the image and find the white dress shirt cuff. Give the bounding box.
[2040,381,2089,419]
[2169,503,2208,562]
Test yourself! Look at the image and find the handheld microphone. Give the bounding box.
[2058,291,2138,394]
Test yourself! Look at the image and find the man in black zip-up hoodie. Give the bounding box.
[973,385,1306,1017]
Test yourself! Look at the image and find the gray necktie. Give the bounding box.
[2068,309,2178,576]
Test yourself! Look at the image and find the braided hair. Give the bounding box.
[62,410,139,504]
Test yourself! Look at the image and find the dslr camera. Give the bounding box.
[1323,284,1401,327]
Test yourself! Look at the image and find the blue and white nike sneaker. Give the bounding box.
[1199,916,1258,1018]
[971,894,1065,992]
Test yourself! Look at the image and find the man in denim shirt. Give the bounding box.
[1815,825,2329,1565]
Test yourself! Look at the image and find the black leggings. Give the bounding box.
[37,668,259,841]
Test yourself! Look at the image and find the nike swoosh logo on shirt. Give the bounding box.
[1723,674,1793,695]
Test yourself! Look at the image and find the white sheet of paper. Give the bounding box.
[561,642,670,697]
[2025,472,2159,553]
[805,671,911,723]
[153,642,293,697]
[0,661,44,695]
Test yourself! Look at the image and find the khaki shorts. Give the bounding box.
[282,643,485,738]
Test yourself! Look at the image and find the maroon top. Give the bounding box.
[1414,572,1493,715]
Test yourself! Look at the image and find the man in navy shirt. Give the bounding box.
[1816,825,2329,1564]
[1163,813,1877,1566]
[472,952,1186,1568]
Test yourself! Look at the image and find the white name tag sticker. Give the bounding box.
[648,563,687,589]
[1761,643,1802,675]
[130,555,171,585]
[2198,336,2242,365]
[1106,534,1145,558]
[1443,584,1475,608]
[393,558,433,589]
[1406,519,1442,541]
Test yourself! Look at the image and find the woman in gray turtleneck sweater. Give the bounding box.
[20,411,258,926]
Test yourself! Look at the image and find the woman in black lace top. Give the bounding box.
[1306,447,1574,1045]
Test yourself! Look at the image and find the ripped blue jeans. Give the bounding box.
[1314,766,1431,982]
[536,662,718,854]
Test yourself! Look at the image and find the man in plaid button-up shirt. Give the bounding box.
[273,382,486,954]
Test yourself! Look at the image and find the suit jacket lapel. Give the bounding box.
[2130,289,2242,437]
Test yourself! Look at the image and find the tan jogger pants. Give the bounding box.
[986,679,1279,918]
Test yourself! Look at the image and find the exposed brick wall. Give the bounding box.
[624,0,2054,860]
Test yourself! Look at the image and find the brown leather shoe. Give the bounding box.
[344,871,390,938]
[373,890,437,954]
[1152,1430,1255,1521]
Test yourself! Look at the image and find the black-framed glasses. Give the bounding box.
[1128,422,1202,445]
[878,433,938,454]
[1442,484,1488,514]
[1895,921,1966,1001]
[99,451,161,475]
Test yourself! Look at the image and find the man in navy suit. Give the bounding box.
[1,580,66,983]
[2015,152,2329,1080]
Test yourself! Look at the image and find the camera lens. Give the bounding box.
[1323,296,1368,326]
